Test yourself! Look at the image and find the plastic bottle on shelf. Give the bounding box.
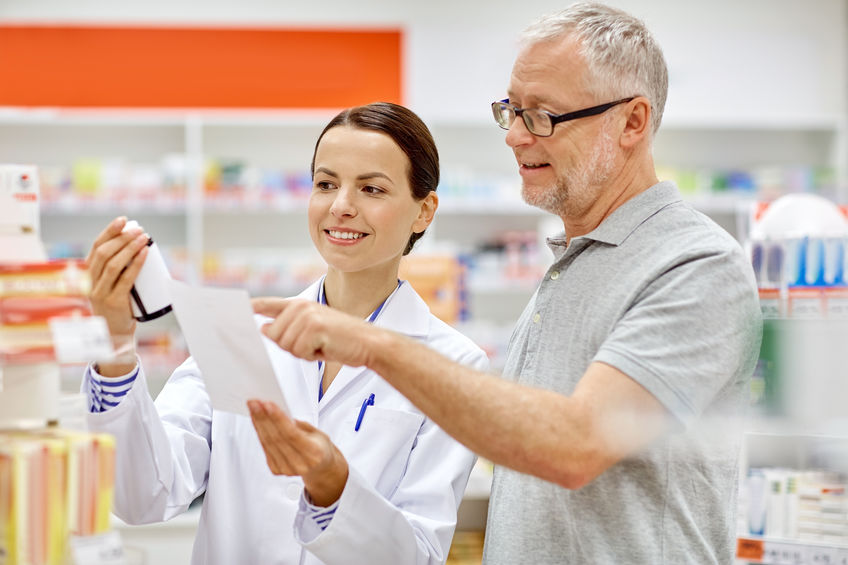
[784,473,800,539]
[747,468,767,536]
[764,469,786,538]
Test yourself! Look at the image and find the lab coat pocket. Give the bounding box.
[339,406,424,497]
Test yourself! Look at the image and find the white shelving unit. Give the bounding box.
[735,319,848,564]
[7,109,842,256]
[4,105,848,561]
[3,106,846,365]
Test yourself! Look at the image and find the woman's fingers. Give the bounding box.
[249,403,289,474]
[94,232,149,294]
[88,233,150,336]
[248,401,347,505]
[248,400,299,475]
[88,217,137,284]
[248,401,332,477]
[109,243,149,300]
[86,217,126,268]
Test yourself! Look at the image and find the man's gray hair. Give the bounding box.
[521,2,668,135]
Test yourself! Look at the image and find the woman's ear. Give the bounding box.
[620,97,652,148]
[412,192,439,233]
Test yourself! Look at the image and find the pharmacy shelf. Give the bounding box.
[737,536,848,564]
[685,194,757,215]
[738,317,848,565]
[7,111,847,565]
[0,106,841,130]
[437,199,543,215]
[42,203,187,215]
[18,113,845,408]
[6,107,846,327]
[37,193,755,219]
[466,279,539,294]
[661,115,845,131]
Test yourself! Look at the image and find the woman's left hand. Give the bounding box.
[248,400,349,507]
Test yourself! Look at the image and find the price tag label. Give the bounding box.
[69,530,127,565]
[760,299,782,319]
[810,546,837,563]
[737,537,765,560]
[789,297,823,318]
[48,316,114,363]
[758,540,810,565]
[826,297,848,318]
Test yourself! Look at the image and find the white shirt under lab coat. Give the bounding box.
[83,279,488,565]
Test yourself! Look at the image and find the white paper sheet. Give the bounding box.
[167,279,289,416]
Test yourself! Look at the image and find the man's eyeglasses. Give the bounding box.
[491,97,635,137]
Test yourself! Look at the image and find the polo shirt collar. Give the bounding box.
[547,181,682,254]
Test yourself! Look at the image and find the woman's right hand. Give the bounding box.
[86,216,151,376]
[248,399,349,507]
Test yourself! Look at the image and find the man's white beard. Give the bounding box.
[522,126,617,217]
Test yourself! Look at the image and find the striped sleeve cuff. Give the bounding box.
[302,492,340,533]
[87,363,140,413]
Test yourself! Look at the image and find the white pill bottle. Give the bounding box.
[122,220,172,322]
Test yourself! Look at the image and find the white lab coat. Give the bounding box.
[83,279,487,565]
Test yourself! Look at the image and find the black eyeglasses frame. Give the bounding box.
[492,97,636,137]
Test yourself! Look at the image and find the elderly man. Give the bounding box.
[254,3,762,563]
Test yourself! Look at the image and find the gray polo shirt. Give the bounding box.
[483,181,762,565]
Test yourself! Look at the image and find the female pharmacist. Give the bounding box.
[81,102,488,565]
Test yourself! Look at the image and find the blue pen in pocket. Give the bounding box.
[355,393,375,432]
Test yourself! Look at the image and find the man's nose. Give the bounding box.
[506,114,535,148]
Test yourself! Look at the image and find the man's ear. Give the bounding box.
[619,97,652,148]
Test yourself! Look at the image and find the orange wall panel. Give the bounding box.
[0,25,402,108]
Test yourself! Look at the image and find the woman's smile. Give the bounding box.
[325,228,368,244]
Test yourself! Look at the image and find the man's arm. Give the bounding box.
[253,298,671,489]
[368,328,670,489]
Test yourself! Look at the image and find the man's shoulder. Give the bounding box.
[606,200,755,298]
[632,200,743,258]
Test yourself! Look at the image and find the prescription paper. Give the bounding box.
[167,279,289,416]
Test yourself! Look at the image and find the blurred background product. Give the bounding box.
[0,165,120,565]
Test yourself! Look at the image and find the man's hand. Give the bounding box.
[252,297,378,368]
[248,399,349,507]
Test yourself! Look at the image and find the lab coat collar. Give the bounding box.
[296,277,431,410]
[297,278,430,339]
